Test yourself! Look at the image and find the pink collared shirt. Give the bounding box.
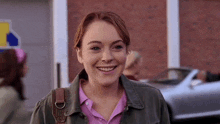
[79,82,127,124]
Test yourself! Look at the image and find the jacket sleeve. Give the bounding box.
[0,87,18,123]
[30,101,45,124]
[30,92,55,124]
[158,90,171,124]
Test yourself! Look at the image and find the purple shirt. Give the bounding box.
[79,80,127,124]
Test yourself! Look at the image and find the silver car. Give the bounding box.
[144,67,220,122]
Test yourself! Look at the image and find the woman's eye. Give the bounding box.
[115,45,123,49]
[91,47,100,50]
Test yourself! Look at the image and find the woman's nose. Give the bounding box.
[101,49,113,63]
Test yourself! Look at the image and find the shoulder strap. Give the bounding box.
[52,88,67,124]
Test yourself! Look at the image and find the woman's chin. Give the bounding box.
[97,78,119,87]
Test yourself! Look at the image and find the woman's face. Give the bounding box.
[76,20,127,86]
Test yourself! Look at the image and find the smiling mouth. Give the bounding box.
[97,66,117,72]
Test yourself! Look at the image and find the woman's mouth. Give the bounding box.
[97,66,117,72]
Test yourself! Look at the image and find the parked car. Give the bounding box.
[144,67,220,122]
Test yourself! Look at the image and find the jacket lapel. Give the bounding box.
[121,75,144,109]
[64,72,82,116]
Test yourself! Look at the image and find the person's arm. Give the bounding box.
[30,92,55,124]
[30,101,45,124]
[0,87,18,123]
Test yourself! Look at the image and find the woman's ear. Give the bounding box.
[76,48,83,64]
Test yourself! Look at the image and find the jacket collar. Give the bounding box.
[120,75,144,109]
[65,69,144,116]
[64,70,86,116]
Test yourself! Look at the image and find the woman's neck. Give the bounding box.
[81,79,124,99]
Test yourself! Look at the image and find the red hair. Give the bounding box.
[74,11,130,49]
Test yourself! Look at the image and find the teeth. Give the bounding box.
[98,67,114,72]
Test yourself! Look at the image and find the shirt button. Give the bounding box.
[86,102,89,106]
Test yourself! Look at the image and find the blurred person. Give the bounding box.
[196,70,207,82]
[197,70,220,82]
[0,49,31,124]
[123,50,142,81]
[206,71,220,82]
[30,11,170,124]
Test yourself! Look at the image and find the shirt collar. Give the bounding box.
[109,91,127,119]
[79,79,88,105]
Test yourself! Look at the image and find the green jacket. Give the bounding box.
[30,70,170,124]
[0,86,32,124]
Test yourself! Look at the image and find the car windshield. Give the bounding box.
[149,68,191,85]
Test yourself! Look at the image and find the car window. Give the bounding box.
[149,68,191,85]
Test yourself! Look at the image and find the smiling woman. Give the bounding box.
[76,20,127,88]
[30,11,170,124]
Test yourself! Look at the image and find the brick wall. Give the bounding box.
[68,0,167,81]
[180,0,220,73]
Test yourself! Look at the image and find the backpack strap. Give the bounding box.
[52,88,67,124]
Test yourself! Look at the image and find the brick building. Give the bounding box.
[68,0,220,81]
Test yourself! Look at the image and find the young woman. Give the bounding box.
[30,11,170,124]
[0,49,31,124]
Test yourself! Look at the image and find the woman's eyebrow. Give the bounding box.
[87,41,102,45]
[87,40,123,45]
[111,40,123,45]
